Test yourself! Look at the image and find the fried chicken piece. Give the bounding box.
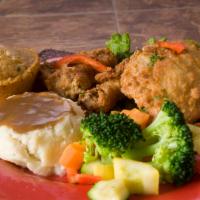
[121,40,200,122]
[95,58,129,83]
[78,59,129,112]
[41,64,95,100]
[40,48,117,101]
[78,79,122,112]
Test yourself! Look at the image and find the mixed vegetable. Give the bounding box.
[57,99,200,200]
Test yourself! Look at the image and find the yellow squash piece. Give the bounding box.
[81,160,114,180]
[113,158,159,195]
[93,162,114,180]
[88,179,130,200]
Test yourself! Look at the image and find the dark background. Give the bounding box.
[0,0,200,51]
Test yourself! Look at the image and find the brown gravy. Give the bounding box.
[0,92,72,133]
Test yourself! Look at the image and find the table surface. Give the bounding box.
[0,0,200,52]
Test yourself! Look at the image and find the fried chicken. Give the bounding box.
[121,40,200,122]
[40,48,118,102]
[78,58,129,112]
[78,79,121,112]
[41,64,96,100]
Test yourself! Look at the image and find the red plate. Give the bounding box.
[0,159,200,200]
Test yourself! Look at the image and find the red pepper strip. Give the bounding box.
[158,41,186,54]
[59,142,85,172]
[56,54,111,72]
[66,169,102,185]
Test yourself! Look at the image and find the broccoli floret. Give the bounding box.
[130,100,195,185]
[106,33,131,61]
[80,112,143,163]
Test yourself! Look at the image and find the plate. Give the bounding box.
[0,159,200,200]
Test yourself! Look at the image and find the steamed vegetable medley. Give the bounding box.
[58,99,200,200]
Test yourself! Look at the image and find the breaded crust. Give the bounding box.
[121,41,200,122]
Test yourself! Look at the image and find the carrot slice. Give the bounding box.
[158,41,186,54]
[67,172,102,184]
[56,54,111,72]
[59,142,85,171]
[74,174,102,184]
[121,108,151,129]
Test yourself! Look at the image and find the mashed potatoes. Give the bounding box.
[0,92,84,176]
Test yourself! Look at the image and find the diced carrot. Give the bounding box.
[66,168,77,176]
[75,174,102,184]
[158,41,186,54]
[121,108,151,129]
[59,142,85,171]
[56,54,111,72]
[67,172,102,185]
[66,169,78,184]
